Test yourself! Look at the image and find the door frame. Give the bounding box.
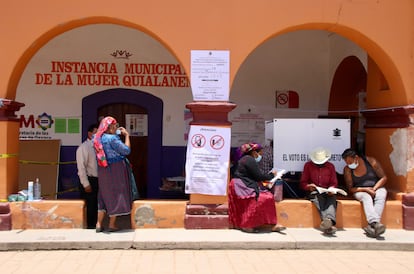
[82,88,163,198]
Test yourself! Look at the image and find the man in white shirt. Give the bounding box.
[76,124,98,229]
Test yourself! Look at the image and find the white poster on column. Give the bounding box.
[273,119,350,174]
[190,50,230,101]
[185,125,231,195]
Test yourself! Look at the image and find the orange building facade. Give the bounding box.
[1,0,414,204]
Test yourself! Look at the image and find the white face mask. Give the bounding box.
[348,160,359,169]
[255,154,262,163]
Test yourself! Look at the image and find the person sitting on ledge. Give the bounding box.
[300,147,338,235]
[228,142,286,233]
[341,148,387,238]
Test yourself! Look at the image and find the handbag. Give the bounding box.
[125,158,139,201]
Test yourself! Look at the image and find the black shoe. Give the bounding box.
[96,227,104,233]
[372,222,386,237]
[363,225,376,238]
[324,226,337,235]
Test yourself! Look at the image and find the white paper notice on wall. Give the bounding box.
[190,50,230,101]
[273,118,350,174]
[185,125,231,195]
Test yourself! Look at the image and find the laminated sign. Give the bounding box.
[185,125,231,195]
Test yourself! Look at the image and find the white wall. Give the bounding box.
[229,30,366,146]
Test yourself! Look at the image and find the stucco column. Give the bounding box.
[0,100,25,199]
[185,101,236,204]
[362,106,414,197]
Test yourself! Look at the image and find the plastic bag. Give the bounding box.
[273,179,284,202]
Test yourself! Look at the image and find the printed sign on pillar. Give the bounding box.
[275,90,299,108]
[185,125,231,195]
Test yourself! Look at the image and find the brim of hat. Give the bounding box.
[310,156,330,165]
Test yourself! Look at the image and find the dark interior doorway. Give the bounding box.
[82,88,163,198]
[328,56,367,154]
[97,103,148,198]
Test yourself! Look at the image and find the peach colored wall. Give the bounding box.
[1,0,414,200]
[0,122,20,198]
[1,0,413,105]
[365,128,407,194]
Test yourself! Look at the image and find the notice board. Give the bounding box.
[18,140,61,199]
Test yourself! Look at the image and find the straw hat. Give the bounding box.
[309,147,331,165]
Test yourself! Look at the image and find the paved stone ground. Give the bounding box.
[1,249,414,273]
[1,228,414,273]
[1,228,414,251]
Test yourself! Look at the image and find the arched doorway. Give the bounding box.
[328,56,367,154]
[82,88,163,198]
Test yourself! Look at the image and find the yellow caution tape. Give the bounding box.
[42,187,80,197]
[0,153,19,159]
[0,153,76,165]
[18,160,77,165]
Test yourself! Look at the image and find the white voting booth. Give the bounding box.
[269,118,351,174]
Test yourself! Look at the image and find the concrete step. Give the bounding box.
[184,215,229,229]
[184,203,229,229]
[185,204,228,215]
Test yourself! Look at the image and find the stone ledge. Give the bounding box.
[277,199,402,229]
[131,200,187,229]
[6,199,403,229]
[9,200,85,229]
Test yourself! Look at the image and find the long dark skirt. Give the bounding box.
[97,160,132,216]
[228,178,277,229]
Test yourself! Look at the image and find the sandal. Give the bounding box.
[241,228,258,233]
[271,224,286,232]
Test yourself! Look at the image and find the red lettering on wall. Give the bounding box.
[33,61,189,87]
[20,115,35,128]
[35,73,53,85]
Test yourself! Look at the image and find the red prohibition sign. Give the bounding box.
[277,93,289,105]
[191,134,205,148]
[210,135,224,150]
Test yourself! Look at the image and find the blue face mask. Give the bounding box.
[255,155,262,163]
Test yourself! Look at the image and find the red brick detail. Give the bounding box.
[184,215,229,229]
[0,203,12,231]
[403,204,414,230]
[0,100,25,121]
[186,204,228,215]
[403,193,414,206]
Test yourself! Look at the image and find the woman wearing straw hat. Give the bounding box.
[300,147,339,235]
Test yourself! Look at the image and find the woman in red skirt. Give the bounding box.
[229,142,285,233]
